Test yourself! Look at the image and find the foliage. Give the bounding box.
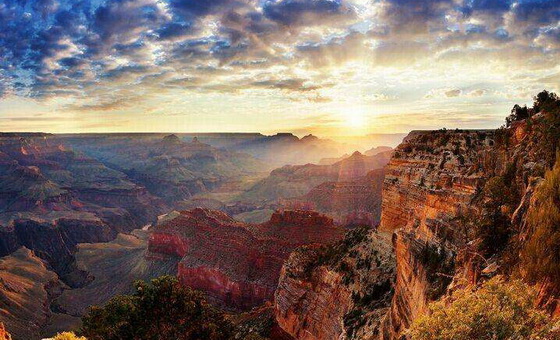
[534,92,560,167]
[52,332,87,340]
[472,176,515,254]
[506,90,560,166]
[521,157,560,288]
[80,276,234,340]
[505,104,529,127]
[419,242,454,300]
[409,277,557,340]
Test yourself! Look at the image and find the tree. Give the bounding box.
[506,104,529,127]
[409,277,558,340]
[474,176,514,254]
[533,90,559,113]
[81,276,234,340]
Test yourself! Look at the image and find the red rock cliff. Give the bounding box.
[274,228,395,340]
[380,124,551,339]
[148,208,344,310]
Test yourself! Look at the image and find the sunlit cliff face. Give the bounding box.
[1,0,559,135]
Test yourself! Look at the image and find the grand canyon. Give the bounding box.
[2,0,560,339]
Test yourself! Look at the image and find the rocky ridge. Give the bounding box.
[147,208,345,310]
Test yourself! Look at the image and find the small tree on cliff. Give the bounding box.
[81,276,233,340]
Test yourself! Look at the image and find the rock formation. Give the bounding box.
[379,124,551,338]
[275,227,395,340]
[147,208,345,309]
[273,121,556,339]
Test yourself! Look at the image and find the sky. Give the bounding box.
[0,0,559,136]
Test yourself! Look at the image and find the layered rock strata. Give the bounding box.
[148,208,345,309]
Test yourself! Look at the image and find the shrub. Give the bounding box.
[52,333,87,340]
[409,277,557,340]
[521,157,560,288]
[80,276,233,340]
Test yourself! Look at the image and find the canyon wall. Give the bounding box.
[380,124,549,339]
[379,130,494,337]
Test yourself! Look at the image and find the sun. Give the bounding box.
[345,107,367,129]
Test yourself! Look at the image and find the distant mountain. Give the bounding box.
[0,135,167,285]
[365,145,393,156]
[290,168,387,227]
[60,134,267,203]
[237,150,392,205]
[223,133,347,167]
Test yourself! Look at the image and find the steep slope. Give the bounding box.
[0,248,71,340]
[379,129,495,337]
[147,208,345,310]
[379,120,555,338]
[54,230,179,318]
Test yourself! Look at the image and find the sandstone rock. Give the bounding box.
[275,228,395,340]
[148,208,344,310]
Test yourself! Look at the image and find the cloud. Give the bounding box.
[263,0,356,26]
[0,0,559,126]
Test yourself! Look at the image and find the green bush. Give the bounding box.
[409,277,557,340]
[80,276,233,340]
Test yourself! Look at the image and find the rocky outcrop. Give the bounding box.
[381,231,454,338]
[275,228,395,340]
[147,208,345,310]
[378,130,494,338]
[379,130,494,235]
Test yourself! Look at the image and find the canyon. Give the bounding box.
[1,115,559,340]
